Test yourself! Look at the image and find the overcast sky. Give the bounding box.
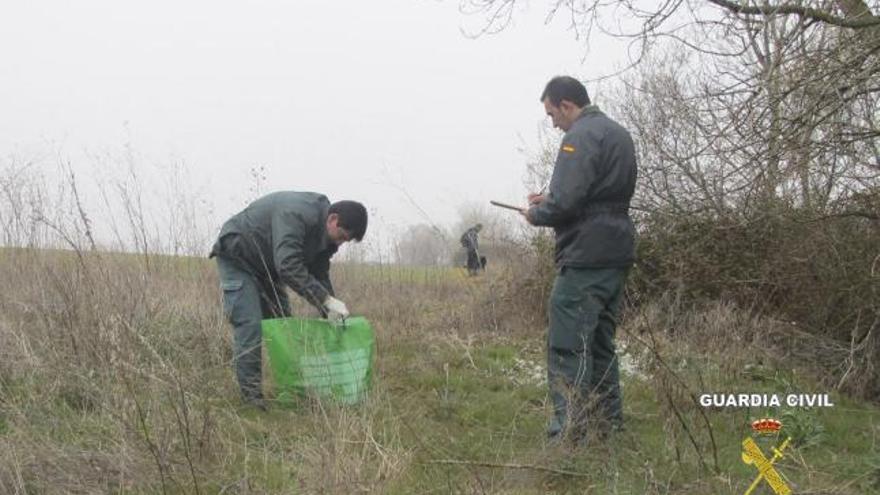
[1,0,626,255]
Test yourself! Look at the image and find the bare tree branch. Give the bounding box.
[708,0,880,29]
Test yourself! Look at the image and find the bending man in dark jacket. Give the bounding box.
[522,76,637,443]
[460,223,483,275]
[210,191,368,407]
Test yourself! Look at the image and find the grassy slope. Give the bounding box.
[0,250,877,494]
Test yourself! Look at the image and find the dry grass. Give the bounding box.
[0,247,878,494]
[0,248,536,493]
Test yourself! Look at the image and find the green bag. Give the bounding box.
[261,316,375,405]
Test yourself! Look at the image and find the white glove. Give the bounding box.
[323,295,350,322]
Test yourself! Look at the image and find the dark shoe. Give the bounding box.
[548,428,593,449]
[596,421,624,442]
[546,416,565,439]
[242,391,268,412]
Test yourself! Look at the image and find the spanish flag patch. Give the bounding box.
[561,144,576,153]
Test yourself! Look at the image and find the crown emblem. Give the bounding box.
[751,418,782,435]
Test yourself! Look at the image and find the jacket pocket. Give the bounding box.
[220,279,244,321]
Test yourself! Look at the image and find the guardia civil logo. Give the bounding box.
[741,418,792,495]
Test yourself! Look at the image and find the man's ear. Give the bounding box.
[560,100,576,113]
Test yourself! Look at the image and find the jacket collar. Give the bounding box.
[317,207,333,253]
[576,105,602,121]
[318,228,341,256]
[318,229,331,252]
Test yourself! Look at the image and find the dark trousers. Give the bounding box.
[466,249,481,275]
[216,257,290,401]
[546,266,627,438]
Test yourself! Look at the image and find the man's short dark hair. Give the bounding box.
[540,76,590,107]
[330,200,368,241]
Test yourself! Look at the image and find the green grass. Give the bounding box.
[1,250,878,493]
[5,334,879,493]
[275,334,877,494]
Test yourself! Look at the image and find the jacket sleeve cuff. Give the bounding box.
[305,281,331,310]
[528,205,551,226]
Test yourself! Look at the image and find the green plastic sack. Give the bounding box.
[261,316,375,405]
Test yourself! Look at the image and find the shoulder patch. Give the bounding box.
[561,144,576,153]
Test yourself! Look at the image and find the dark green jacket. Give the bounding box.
[460,227,480,251]
[210,191,338,308]
[528,106,637,268]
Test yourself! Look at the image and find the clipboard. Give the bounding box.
[489,200,526,212]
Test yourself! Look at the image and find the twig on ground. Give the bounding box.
[425,458,595,479]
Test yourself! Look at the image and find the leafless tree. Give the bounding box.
[465,0,879,214]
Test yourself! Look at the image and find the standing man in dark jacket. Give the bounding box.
[460,223,483,275]
[523,76,637,443]
[210,191,368,408]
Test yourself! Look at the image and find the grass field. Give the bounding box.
[0,248,877,494]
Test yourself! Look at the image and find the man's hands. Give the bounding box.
[323,295,350,322]
[520,192,544,225]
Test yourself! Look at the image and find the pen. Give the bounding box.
[537,181,550,196]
